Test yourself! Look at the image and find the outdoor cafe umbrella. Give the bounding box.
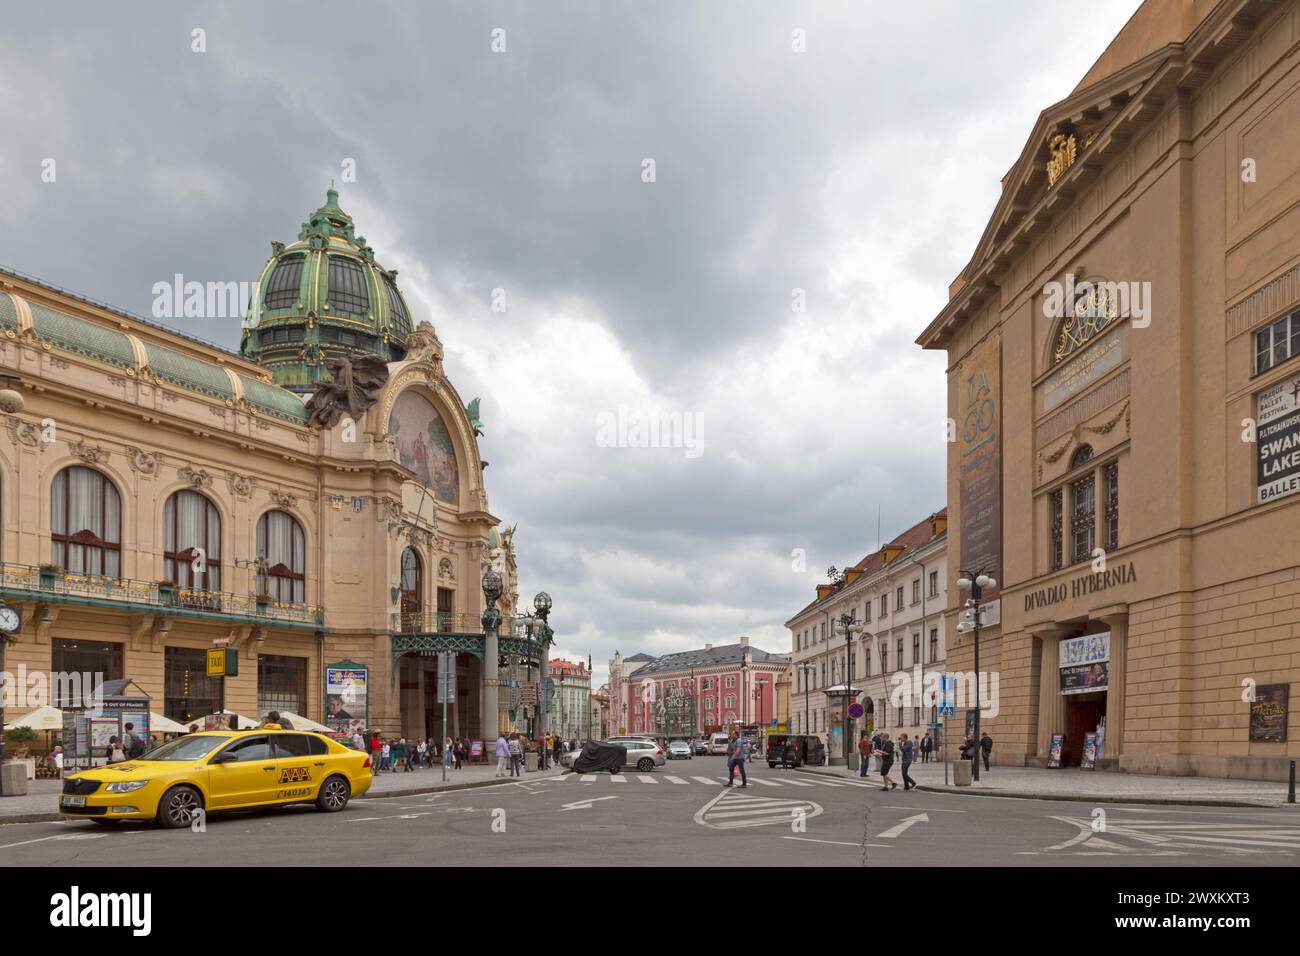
[4,705,64,731]
[271,711,332,734]
[148,712,189,735]
[191,711,260,731]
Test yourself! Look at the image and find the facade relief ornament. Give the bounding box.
[70,440,107,464]
[405,321,444,364]
[6,416,47,449]
[1046,132,1077,187]
[178,465,214,489]
[438,557,456,583]
[373,496,402,523]
[226,471,257,500]
[270,490,297,510]
[126,447,163,475]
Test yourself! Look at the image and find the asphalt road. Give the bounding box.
[5,758,1299,866]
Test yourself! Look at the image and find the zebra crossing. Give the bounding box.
[1025,814,1300,858]
[694,788,824,829]
[546,771,876,790]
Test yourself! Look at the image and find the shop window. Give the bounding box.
[164,647,221,723]
[51,639,122,704]
[51,466,121,577]
[164,490,221,592]
[256,509,306,603]
[1255,311,1300,375]
[1070,474,1096,564]
[258,654,307,718]
[1105,461,1119,551]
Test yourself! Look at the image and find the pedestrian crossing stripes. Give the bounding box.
[694,789,825,830]
[547,771,878,789]
[1026,816,1300,858]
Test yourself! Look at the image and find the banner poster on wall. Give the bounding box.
[1257,374,1300,504]
[959,334,1002,604]
[325,663,368,736]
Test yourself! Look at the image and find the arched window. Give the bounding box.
[164,490,221,590]
[1070,444,1094,469]
[264,254,305,310]
[326,256,370,316]
[256,510,306,603]
[400,547,422,622]
[51,466,121,576]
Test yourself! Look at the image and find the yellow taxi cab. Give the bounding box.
[58,726,372,827]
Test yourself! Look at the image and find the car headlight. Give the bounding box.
[105,780,150,793]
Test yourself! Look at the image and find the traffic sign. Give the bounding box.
[847,702,865,720]
[939,703,955,718]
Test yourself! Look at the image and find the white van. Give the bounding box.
[708,732,730,755]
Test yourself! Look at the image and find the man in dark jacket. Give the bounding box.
[980,732,993,772]
[919,732,933,763]
[899,734,916,790]
[869,731,883,773]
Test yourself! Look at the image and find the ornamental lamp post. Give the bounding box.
[534,591,553,766]
[956,570,997,782]
[833,613,867,767]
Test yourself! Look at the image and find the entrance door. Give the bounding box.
[1064,693,1106,767]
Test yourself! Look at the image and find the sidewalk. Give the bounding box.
[0,761,567,825]
[800,759,1298,808]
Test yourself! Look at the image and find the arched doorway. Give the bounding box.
[397,647,484,747]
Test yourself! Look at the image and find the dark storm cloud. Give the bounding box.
[1,0,1143,684]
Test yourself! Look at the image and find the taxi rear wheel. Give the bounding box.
[156,785,203,829]
[316,775,350,813]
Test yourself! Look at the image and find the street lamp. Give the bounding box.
[956,570,997,782]
[533,592,553,765]
[833,612,867,765]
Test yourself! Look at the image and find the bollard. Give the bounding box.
[1289,760,1296,805]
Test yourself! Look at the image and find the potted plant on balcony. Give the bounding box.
[255,592,275,615]
[157,580,176,606]
[38,564,61,589]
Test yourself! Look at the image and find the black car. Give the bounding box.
[766,734,825,769]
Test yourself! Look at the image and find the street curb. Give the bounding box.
[0,772,570,826]
[792,767,1289,810]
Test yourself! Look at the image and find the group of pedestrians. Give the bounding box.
[492,733,585,777]
[366,733,477,773]
[856,728,994,790]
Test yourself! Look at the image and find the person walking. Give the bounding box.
[857,732,871,778]
[725,732,748,788]
[415,738,426,769]
[899,734,917,791]
[370,732,383,772]
[876,732,897,791]
[380,739,391,773]
[980,731,993,772]
[870,730,883,774]
[508,733,522,776]
[920,732,932,764]
[494,733,510,777]
[442,737,453,771]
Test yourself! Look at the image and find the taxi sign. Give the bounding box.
[206,647,238,677]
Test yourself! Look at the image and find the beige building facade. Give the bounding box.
[918,0,1300,780]
[0,191,528,764]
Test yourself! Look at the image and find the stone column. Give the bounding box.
[1098,611,1127,766]
[482,631,499,746]
[1034,629,1065,759]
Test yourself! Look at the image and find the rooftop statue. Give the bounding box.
[305,352,390,429]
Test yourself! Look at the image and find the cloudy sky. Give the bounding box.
[2,0,1142,688]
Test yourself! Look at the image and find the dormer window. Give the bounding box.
[326,256,370,317]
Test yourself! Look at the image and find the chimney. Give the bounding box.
[740,636,749,647]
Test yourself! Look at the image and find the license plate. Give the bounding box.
[61,795,86,807]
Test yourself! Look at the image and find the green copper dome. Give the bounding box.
[240,188,414,393]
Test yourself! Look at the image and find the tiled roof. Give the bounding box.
[635,642,790,675]
[624,652,656,662]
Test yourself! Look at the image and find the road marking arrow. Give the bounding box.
[559,795,621,812]
[876,813,929,839]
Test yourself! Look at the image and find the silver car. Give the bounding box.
[563,739,666,772]
[667,740,692,760]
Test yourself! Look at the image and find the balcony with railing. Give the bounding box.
[391,610,482,635]
[0,563,324,629]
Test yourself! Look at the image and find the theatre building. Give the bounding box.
[0,188,526,748]
[917,0,1300,780]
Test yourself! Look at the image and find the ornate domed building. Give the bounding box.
[0,189,530,768]
[240,188,413,392]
